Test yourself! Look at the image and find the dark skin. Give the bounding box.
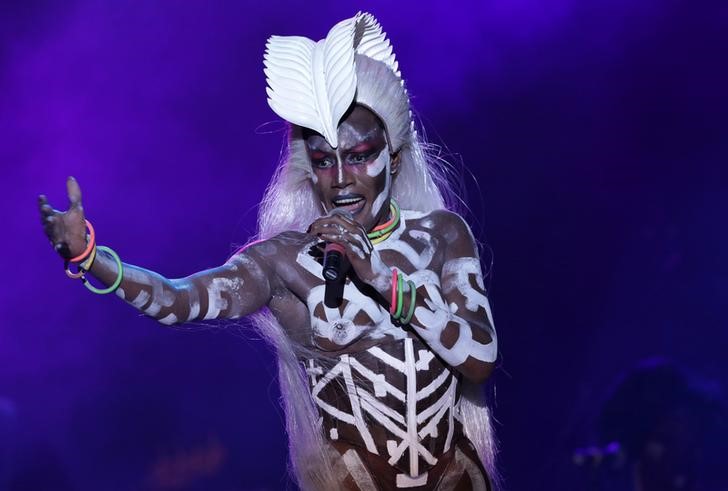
[38,106,495,489]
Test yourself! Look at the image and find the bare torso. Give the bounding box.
[245,209,492,489]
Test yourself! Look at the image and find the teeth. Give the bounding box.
[333,197,363,206]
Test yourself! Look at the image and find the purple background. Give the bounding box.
[3,1,727,489]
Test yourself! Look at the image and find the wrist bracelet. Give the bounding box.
[82,246,123,295]
[394,270,405,318]
[69,219,96,263]
[65,244,98,279]
[390,269,399,315]
[401,280,417,324]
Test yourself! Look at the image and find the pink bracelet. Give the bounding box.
[389,268,399,315]
[69,219,96,263]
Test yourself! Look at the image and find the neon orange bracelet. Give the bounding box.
[69,219,96,263]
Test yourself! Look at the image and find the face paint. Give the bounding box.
[305,106,391,231]
[370,152,391,220]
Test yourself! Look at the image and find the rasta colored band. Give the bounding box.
[65,245,99,280]
[394,270,405,319]
[368,199,400,245]
[82,246,123,295]
[81,245,97,271]
[401,280,417,324]
[69,219,96,263]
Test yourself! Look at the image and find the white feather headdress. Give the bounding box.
[264,12,401,148]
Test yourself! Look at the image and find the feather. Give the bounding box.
[265,18,357,147]
[354,12,400,78]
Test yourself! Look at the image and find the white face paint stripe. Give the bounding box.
[366,150,388,177]
[370,153,391,219]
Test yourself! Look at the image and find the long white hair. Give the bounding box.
[249,56,498,490]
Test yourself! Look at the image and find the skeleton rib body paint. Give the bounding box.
[292,207,496,487]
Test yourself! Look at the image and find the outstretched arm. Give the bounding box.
[39,177,273,325]
[90,246,272,325]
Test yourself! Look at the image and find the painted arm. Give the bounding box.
[88,246,272,325]
[39,177,273,325]
[406,212,497,384]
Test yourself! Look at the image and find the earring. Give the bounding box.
[390,151,401,175]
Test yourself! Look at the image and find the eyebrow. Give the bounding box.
[341,141,378,153]
[306,140,334,153]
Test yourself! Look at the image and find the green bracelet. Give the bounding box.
[82,245,123,294]
[394,271,405,319]
[401,280,417,324]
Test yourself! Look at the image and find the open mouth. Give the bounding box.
[332,194,366,214]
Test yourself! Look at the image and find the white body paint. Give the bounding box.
[309,338,459,480]
[297,245,406,344]
[442,257,489,312]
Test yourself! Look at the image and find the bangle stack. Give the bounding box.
[63,219,123,295]
[389,268,417,324]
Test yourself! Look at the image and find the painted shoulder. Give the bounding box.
[407,208,476,244]
[245,231,316,258]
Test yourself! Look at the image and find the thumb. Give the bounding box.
[66,176,83,209]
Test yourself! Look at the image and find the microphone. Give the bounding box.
[321,208,353,282]
[322,208,352,307]
[322,242,346,282]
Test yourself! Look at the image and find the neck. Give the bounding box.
[370,198,392,231]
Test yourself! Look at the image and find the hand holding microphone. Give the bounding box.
[308,208,388,305]
[319,208,355,282]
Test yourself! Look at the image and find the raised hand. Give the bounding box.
[38,176,89,259]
